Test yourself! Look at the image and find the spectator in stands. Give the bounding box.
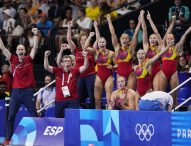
[59,6,73,28]
[14,8,32,33]
[0,81,10,100]
[0,28,39,146]
[98,0,118,20]
[139,91,173,111]
[2,9,16,34]
[107,14,140,90]
[168,0,190,42]
[56,6,75,51]
[26,24,44,53]
[2,9,16,48]
[47,0,63,25]
[108,76,137,110]
[177,54,191,72]
[69,0,86,19]
[18,0,40,23]
[0,62,12,93]
[44,50,89,118]
[0,0,16,26]
[36,75,55,117]
[124,19,143,46]
[36,12,54,38]
[76,7,93,34]
[86,0,101,22]
[38,0,49,15]
[67,21,96,109]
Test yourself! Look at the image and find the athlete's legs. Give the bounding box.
[104,76,114,108]
[158,71,168,91]
[127,72,136,90]
[94,75,104,109]
[170,72,178,108]
[153,72,160,91]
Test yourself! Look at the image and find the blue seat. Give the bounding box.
[177,72,191,106]
[177,72,191,87]
[45,106,55,117]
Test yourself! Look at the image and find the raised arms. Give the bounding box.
[140,10,149,53]
[147,11,163,46]
[176,26,191,52]
[0,37,11,60]
[163,16,176,42]
[30,28,39,59]
[79,51,89,73]
[44,51,53,73]
[107,15,120,51]
[56,44,69,67]
[67,20,76,52]
[93,21,100,50]
[130,16,141,54]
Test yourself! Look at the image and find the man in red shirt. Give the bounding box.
[44,50,89,118]
[0,28,39,145]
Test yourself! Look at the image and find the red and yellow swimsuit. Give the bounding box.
[117,47,133,79]
[146,46,161,81]
[111,88,128,110]
[161,46,177,81]
[96,50,113,84]
[134,60,151,96]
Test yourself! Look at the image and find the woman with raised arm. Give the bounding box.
[134,43,173,109]
[157,19,191,107]
[107,14,141,90]
[87,21,116,109]
[141,11,163,90]
[66,20,96,108]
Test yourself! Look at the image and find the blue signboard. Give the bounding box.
[171,112,191,146]
[10,117,64,146]
[7,109,191,146]
[65,109,172,146]
[0,100,30,137]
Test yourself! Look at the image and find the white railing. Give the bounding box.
[168,77,191,112]
[34,80,56,113]
[36,76,191,113]
[34,80,56,96]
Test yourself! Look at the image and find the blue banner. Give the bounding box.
[120,111,171,146]
[0,100,30,136]
[64,109,173,146]
[171,112,191,146]
[7,109,191,146]
[10,117,64,146]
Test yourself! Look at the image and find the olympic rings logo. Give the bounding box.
[135,124,155,141]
